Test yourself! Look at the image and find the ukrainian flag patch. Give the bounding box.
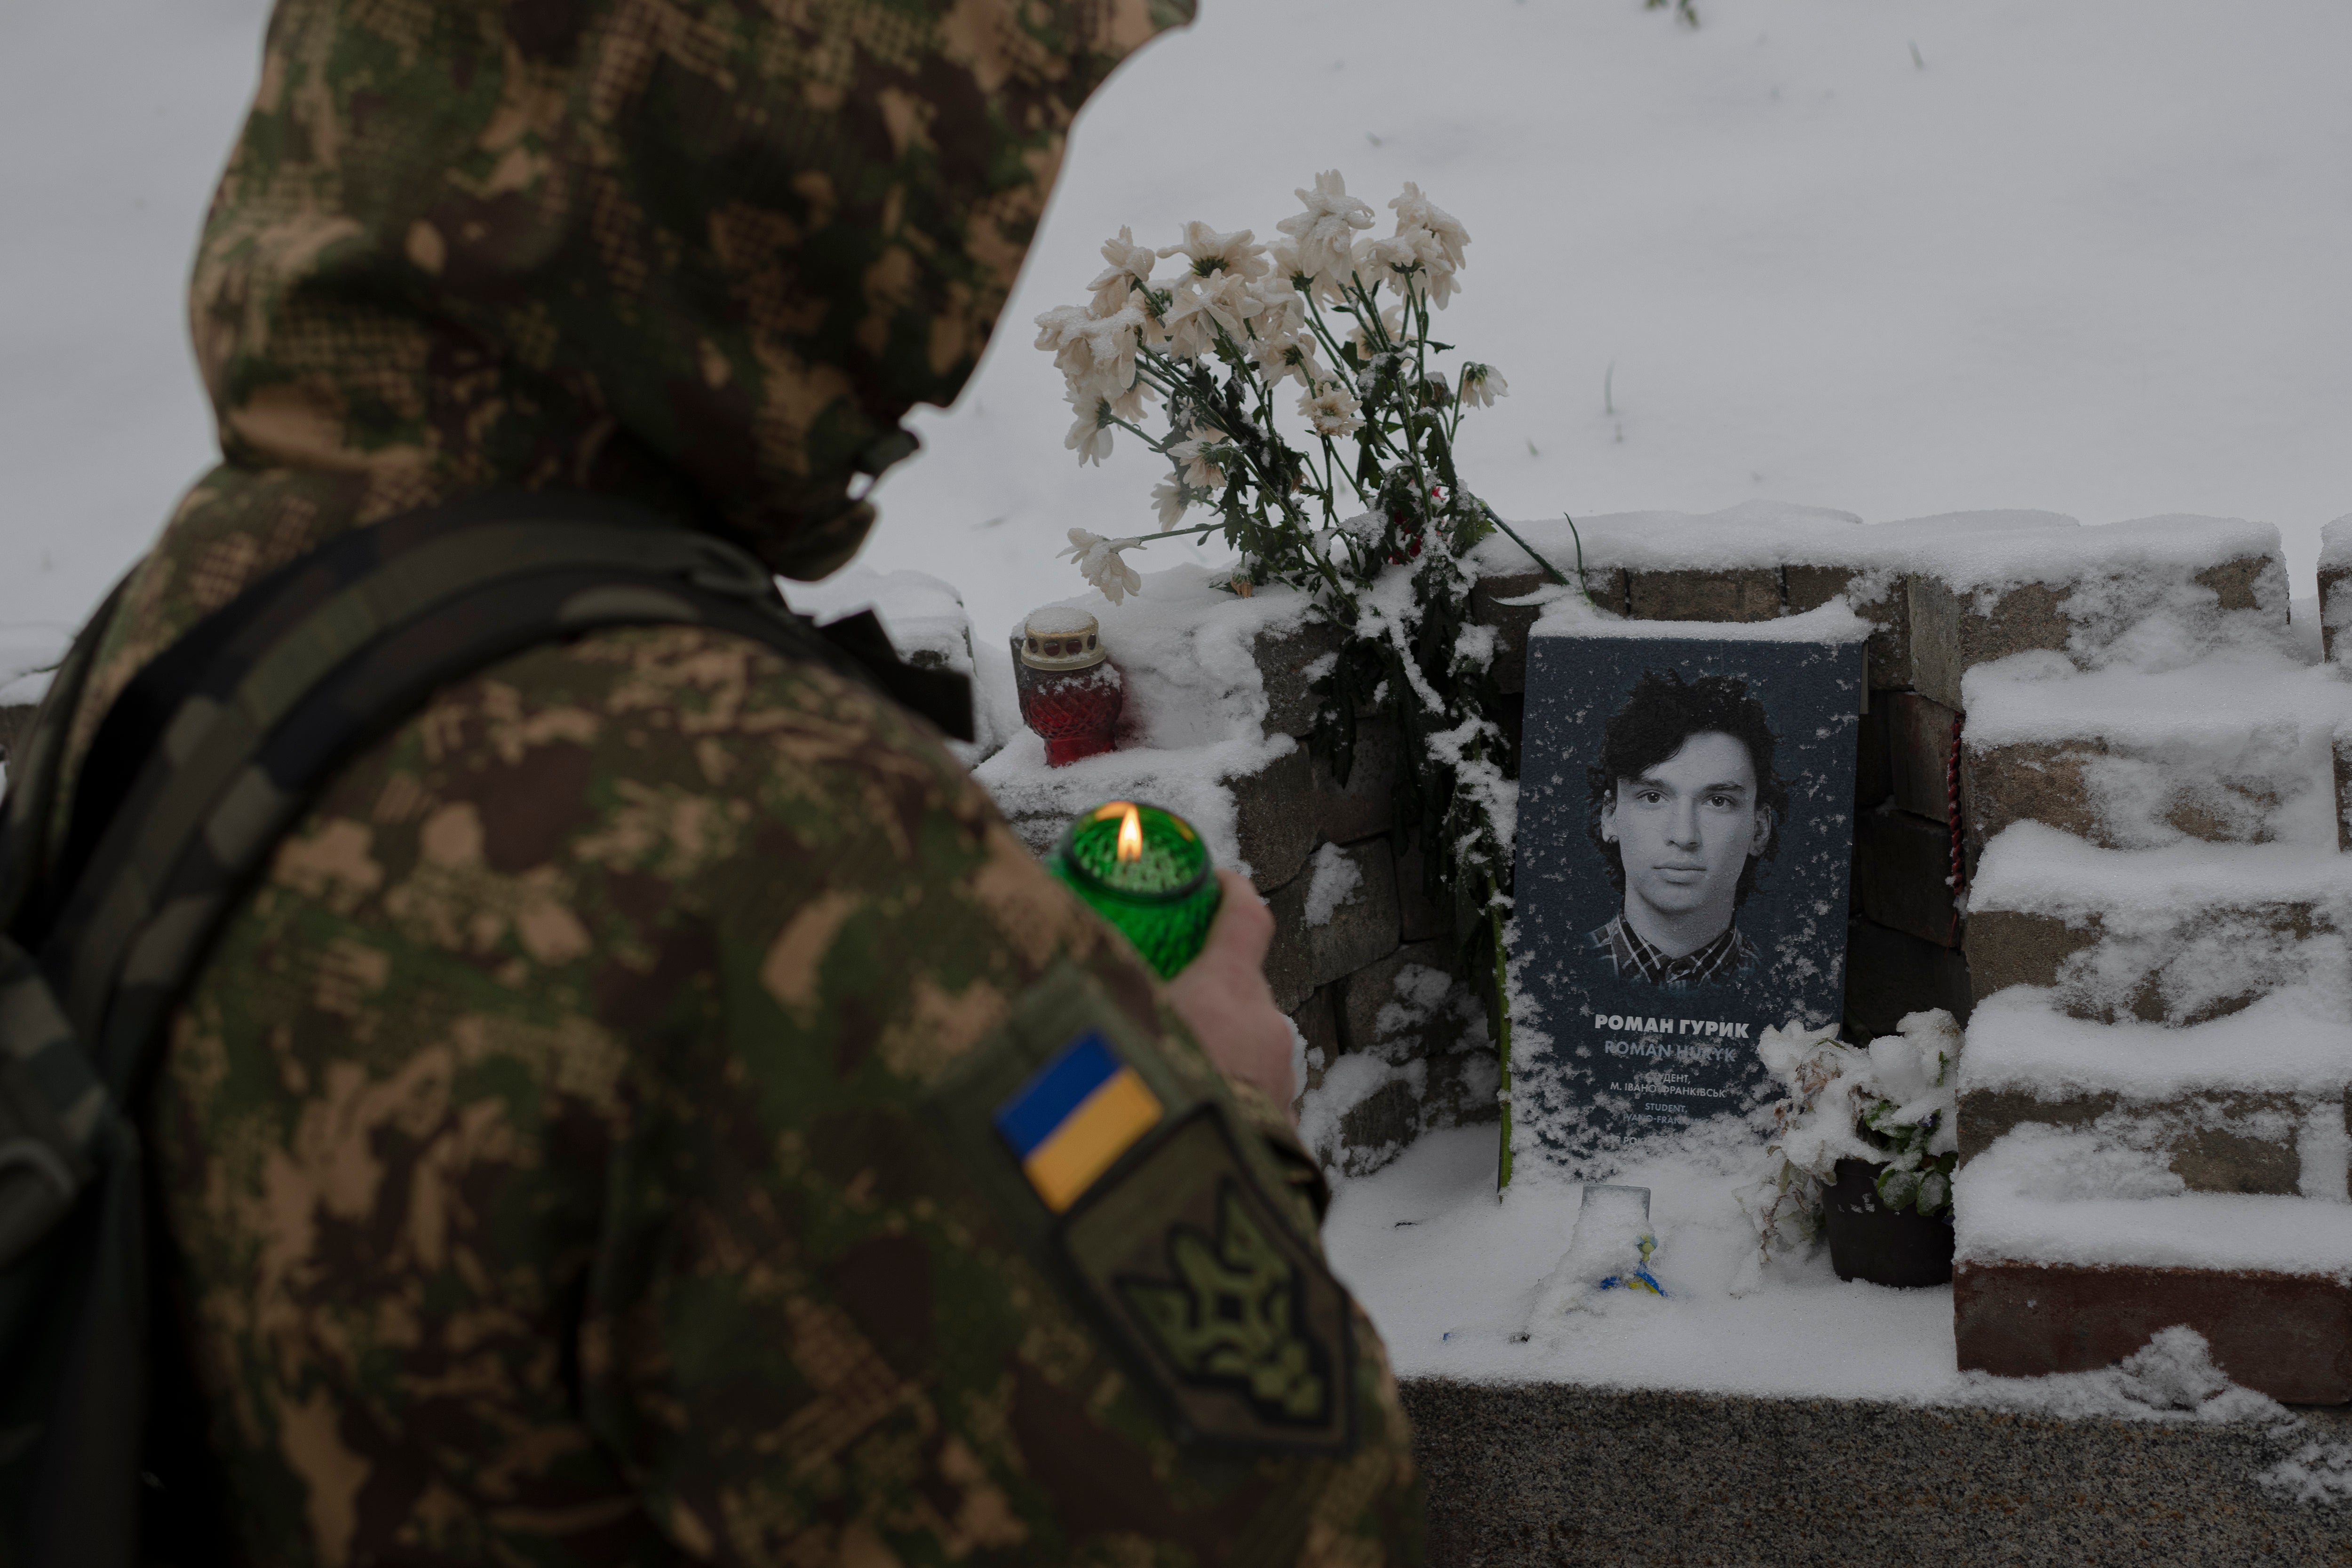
[994,1031,1164,1213]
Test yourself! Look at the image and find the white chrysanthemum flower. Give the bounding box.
[1276,170,1376,283]
[1256,336,1330,390]
[1271,238,1349,304]
[1459,363,1509,408]
[1105,377,1155,423]
[1389,182,1469,270]
[1064,394,1114,467]
[1086,225,1160,314]
[1168,430,1228,491]
[1038,300,1150,402]
[1348,301,1410,359]
[1040,303,1091,359]
[1159,221,1270,281]
[1251,273,1306,338]
[1060,528,1145,604]
[1299,385,1366,438]
[1162,270,1265,360]
[1034,301,1144,396]
[1421,256,1462,309]
[1151,477,1192,530]
[1357,231,1424,285]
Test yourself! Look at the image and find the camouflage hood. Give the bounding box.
[186,0,1193,580]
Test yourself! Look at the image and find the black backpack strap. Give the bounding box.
[0,491,969,1567]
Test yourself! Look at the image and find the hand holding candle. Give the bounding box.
[1049,801,1221,978]
[1051,802,1295,1121]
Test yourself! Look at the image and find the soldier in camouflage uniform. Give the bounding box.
[53,0,1425,1561]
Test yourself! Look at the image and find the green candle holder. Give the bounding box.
[1050,801,1221,979]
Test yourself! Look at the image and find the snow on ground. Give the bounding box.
[6,0,2352,690]
[1326,1121,1969,1402]
[1329,1119,2352,1436]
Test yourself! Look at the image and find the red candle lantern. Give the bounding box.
[1013,606,1123,766]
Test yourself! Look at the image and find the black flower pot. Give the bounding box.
[1824,1159,1954,1288]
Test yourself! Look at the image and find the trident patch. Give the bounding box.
[1059,1108,1355,1452]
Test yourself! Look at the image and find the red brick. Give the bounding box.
[1954,1260,2352,1404]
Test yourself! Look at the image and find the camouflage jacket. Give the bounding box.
[53,1,1423,1563]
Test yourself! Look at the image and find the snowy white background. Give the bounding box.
[13,3,2352,1432]
[3,0,2349,671]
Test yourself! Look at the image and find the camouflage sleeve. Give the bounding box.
[153,624,1421,1566]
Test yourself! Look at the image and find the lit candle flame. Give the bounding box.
[1116,804,1144,863]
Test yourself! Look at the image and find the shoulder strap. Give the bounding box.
[0,490,969,1567]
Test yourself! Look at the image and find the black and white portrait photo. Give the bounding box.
[1585,671,1788,990]
[1512,620,1864,1169]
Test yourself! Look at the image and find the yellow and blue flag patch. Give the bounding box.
[994,1032,1164,1212]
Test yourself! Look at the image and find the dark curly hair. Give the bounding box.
[1585,669,1789,909]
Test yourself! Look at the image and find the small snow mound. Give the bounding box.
[2114,1325,2235,1412]
[1963,1325,2282,1426]
[1302,842,1365,927]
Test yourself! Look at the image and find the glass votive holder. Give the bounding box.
[1050,800,1220,979]
[1013,606,1122,766]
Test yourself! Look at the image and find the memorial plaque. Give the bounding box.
[1512,621,1864,1171]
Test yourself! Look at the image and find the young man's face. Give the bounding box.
[1600,730,1772,927]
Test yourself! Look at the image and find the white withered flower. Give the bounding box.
[1255,335,1330,390]
[1064,394,1114,467]
[1348,301,1410,359]
[1151,476,1192,531]
[1060,528,1145,604]
[1159,220,1270,281]
[1275,170,1376,283]
[1161,270,1265,360]
[1389,182,1470,270]
[1459,363,1509,407]
[1388,182,1470,307]
[1299,385,1366,438]
[1036,300,1147,400]
[1087,225,1160,314]
[1168,431,1228,492]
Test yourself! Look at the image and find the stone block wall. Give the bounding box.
[1222,713,1499,1174]
[1240,518,2293,1174]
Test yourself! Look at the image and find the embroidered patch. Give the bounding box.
[993,1030,1164,1212]
[1060,1108,1355,1452]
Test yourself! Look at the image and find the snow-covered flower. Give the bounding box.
[1373,185,1470,308]
[1255,335,1329,390]
[1275,170,1376,285]
[1162,269,1267,359]
[1299,385,1365,437]
[1458,363,1509,407]
[1064,393,1114,466]
[1060,528,1145,604]
[1033,301,1145,399]
[1086,225,1159,315]
[1159,220,1270,281]
[1151,476,1192,530]
[1168,430,1227,491]
[1389,182,1469,270]
[1033,303,1094,375]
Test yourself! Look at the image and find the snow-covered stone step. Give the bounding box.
[1953,1126,2352,1401]
[1957,987,2352,1194]
[1899,516,2287,711]
[1471,510,2289,707]
[1965,824,2352,1025]
[1961,653,2351,849]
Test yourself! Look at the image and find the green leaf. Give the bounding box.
[1916,1170,1949,1217]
